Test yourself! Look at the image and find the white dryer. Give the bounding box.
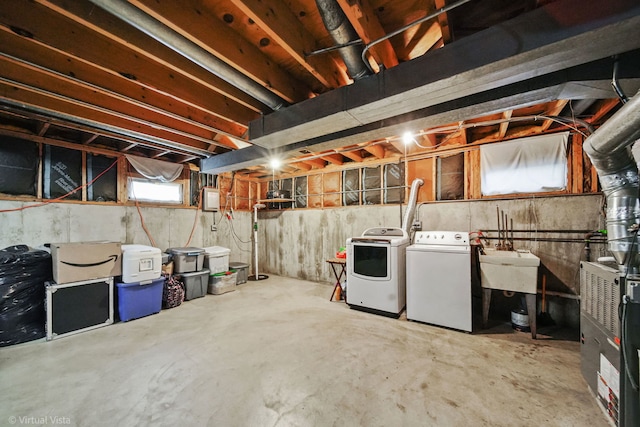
[346,227,409,317]
[406,231,472,332]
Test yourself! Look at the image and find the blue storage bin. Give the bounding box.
[116,277,164,322]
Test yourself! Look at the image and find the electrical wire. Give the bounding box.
[128,163,158,248]
[621,297,639,391]
[182,186,203,247]
[409,114,592,151]
[0,157,119,213]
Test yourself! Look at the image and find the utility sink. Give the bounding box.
[479,249,540,293]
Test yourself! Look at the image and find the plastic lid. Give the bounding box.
[229,262,249,268]
[202,246,231,255]
[167,247,204,255]
[211,270,236,277]
[122,244,160,253]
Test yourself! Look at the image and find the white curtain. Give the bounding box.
[125,154,183,183]
[481,132,568,196]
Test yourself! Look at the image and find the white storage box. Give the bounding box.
[121,244,162,284]
[167,247,205,273]
[208,271,237,295]
[202,246,231,274]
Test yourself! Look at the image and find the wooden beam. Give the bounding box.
[571,133,584,193]
[342,149,364,162]
[320,153,344,165]
[587,98,620,124]
[387,140,406,155]
[2,2,258,126]
[458,121,468,145]
[405,20,443,59]
[229,0,347,88]
[0,27,249,139]
[38,0,268,114]
[37,122,50,136]
[499,110,513,138]
[83,134,99,145]
[0,57,234,149]
[336,0,399,70]
[289,162,312,171]
[434,0,453,45]
[0,80,213,152]
[301,158,327,169]
[128,0,311,103]
[152,151,171,159]
[541,100,569,131]
[363,144,385,159]
[464,149,481,199]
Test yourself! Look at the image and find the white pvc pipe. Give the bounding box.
[253,204,265,278]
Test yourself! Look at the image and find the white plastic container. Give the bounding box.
[202,246,231,274]
[208,271,237,295]
[121,244,162,284]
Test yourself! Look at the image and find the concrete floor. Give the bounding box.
[0,276,608,427]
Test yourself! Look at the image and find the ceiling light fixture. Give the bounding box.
[269,158,281,169]
[402,131,415,145]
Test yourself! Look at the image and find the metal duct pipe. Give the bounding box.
[584,89,640,272]
[402,178,424,233]
[88,0,288,111]
[315,0,371,81]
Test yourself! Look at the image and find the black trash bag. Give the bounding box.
[0,323,46,347]
[0,245,52,285]
[0,245,51,346]
[0,300,44,331]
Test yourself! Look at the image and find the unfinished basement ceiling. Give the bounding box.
[0,0,639,177]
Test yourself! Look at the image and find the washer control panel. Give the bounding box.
[414,231,469,246]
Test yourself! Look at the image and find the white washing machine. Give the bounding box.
[346,227,409,317]
[406,231,472,332]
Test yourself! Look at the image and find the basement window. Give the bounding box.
[480,133,568,196]
[128,177,183,204]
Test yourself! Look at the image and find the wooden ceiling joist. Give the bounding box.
[336,0,399,70]
[301,157,327,168]
[128,0,312,103]
[341,149,364,162]
[320,153,344,165]
[0,2,259,126]
[363,144,385,159]
[229,0,347,89]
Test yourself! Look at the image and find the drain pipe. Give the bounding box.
[315,0,371,81]
[88,0,288,111]
[402,178,424,233]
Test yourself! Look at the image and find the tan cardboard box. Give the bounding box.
[51,241,122,283]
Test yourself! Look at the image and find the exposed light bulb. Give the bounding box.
[270,158,281,169]
[402,132,414,145]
